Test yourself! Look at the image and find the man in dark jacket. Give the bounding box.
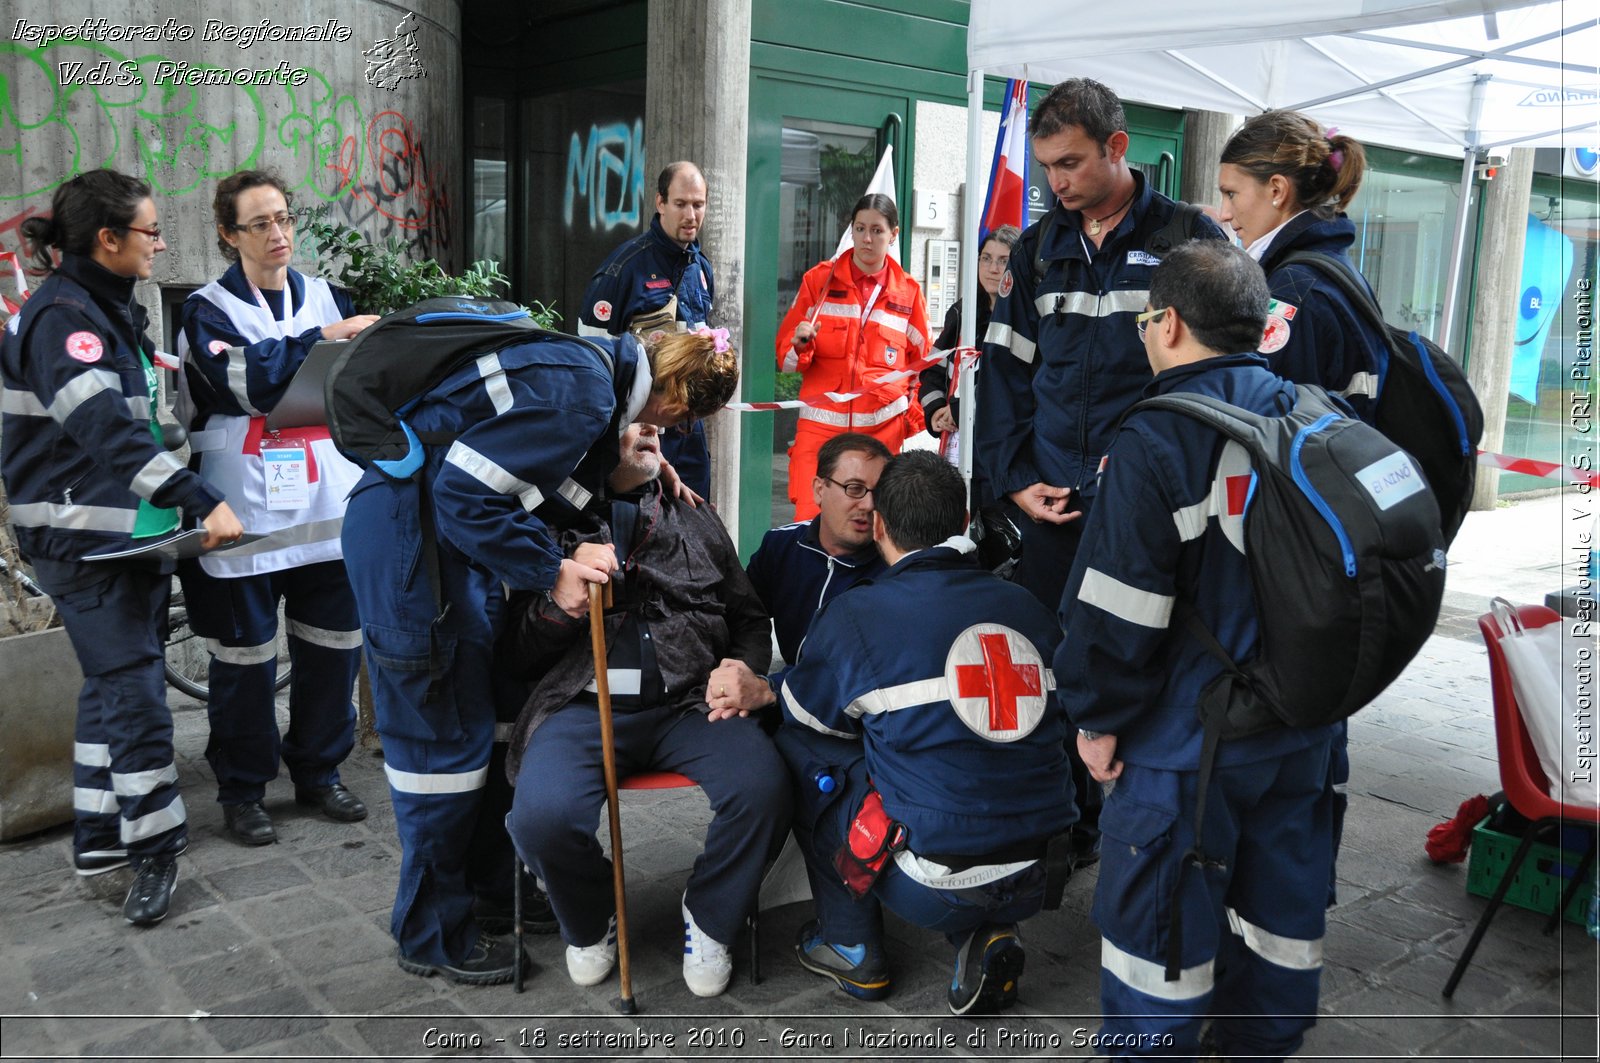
[777,451,1075,1017]
[1057,241,1335,1059]
[501,423,791,999]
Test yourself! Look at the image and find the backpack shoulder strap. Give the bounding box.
[1030,210,1060,287]
[1277,251,1389,340]
[1144,201,1204,257]
[1131,391,1266,445]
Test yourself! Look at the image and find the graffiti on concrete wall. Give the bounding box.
[0,40,452,266]
[563,118,645,232]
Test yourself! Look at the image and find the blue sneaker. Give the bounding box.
[948,923,1024,1015]
[794,920,890,1000]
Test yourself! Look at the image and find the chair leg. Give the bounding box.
[513,855,525,994]
[748,913,761,985]
[1444,818,1554,997]
[1545,832,1598,936]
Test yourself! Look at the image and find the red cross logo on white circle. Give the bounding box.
[65,332,104,363]
[594,300,613,323]
[944,623,1048,742]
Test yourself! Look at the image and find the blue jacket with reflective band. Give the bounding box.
[745,517,885,672]
[347,332,645,593]
[978,172,1226,501]
[1055,353,1336,770]
[780,540,1075,856]
[1,255,224,562]
[1258,212,1388,425]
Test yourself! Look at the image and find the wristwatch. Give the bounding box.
[1078,729,1105,740]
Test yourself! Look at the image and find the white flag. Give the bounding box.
[833,144,897,262]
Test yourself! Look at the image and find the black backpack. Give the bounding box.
[323,296,611,480]
[1132,384,1447,981]
[1278,251,1483,545]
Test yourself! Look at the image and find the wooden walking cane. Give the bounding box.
[588,579,637,1013]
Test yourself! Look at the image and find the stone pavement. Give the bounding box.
[1,495,1596,1061]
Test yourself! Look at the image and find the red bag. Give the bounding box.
[833,789,908,899]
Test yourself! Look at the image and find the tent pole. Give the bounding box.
[1440,74,1489,347]
[957,66,985,485]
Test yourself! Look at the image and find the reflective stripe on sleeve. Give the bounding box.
[226,349,265,416]
[984,322,1036,364]
[1,387,48,417]
[1338,372,1379,400]
[477,353,514,414]
[1078,567,1174,629]
[444,441,545,511]
[129,450,187,499]
[780,349,800,372]
[1226,908,1323,970]
[558,478,593,510]
[48,369,121,423]
[781,683,858,739]
[576,321,610,338]
[1101,937,1214,1001]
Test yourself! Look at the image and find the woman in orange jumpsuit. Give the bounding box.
[777,194,930,519]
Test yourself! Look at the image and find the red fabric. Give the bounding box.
[1426,793,1489,864]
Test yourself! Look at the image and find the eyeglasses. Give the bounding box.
[979,253,1009,268]
[821,476,873,499]
[1135,306,1168,340]
[232,212,300,237]
[122,224,162,240]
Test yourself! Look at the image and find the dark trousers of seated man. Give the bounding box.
[510,702,793,949]
[777,728,1046,948]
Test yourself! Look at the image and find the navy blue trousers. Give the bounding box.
[776,728,1046,949]
[34,557,187,860]
[1093,741,1334,1061]
[182,559,360,803]
[510,703,792,948]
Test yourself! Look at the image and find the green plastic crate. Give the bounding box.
[1466,817,1595,926]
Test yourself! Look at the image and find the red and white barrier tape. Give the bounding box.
[1478,449,1599,489]
[724,346,972,413]
[0,250,28,315]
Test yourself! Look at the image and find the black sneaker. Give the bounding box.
[74,848,130,877]
[794,920,891,1001]
[397,933,524,986]
[473,884,559,935]
[123,856,179,927]
[948,923,1024,1016]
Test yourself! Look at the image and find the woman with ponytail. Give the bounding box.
[1218,110,1389,423]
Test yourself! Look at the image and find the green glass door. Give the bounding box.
[742,76,913,550]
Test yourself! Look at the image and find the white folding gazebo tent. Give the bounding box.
[956,0,1598,463]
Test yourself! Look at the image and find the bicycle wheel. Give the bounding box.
[165,576,292,699]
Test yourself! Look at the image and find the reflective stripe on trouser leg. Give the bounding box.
[280,560,362,790]
[380,730,492,965]
[198,569,284,804]
[97,657,187,855]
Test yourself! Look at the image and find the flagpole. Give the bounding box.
[957,66,986,485]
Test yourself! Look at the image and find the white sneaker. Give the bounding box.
[565,915,617,987]
[682,895,732,997]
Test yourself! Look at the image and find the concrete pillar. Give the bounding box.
[645,0,751,546]
[1467,147,1536,510]
[1179,110,1239,209]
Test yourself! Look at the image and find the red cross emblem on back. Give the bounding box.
[945,624,1049,742]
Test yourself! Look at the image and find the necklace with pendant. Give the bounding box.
[1085,188,1137,236]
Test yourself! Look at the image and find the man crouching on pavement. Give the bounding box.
[499,422,792,997]
[775,450,1076,1015]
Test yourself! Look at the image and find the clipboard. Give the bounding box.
[81,530,263,563]
[265,340,345,431]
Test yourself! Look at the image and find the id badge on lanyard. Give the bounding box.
[263,438,311,510]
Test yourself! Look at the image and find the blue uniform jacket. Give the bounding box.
[781,540,1075,858]
[347,333,647,593]
[178,263,357,418]
[1259,212,1388,424]
[578,215,714,495]
[1,255,224,561]
[978,173,1225,501]
[745,517,885,674]
[1055,353,1336,770]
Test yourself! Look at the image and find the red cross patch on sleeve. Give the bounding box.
[65,331,104,363]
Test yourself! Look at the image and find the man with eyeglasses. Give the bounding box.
[578,161,717,499]
[1056,240,1334,1059]
[178,170,379,851]
[706,433,890,721]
